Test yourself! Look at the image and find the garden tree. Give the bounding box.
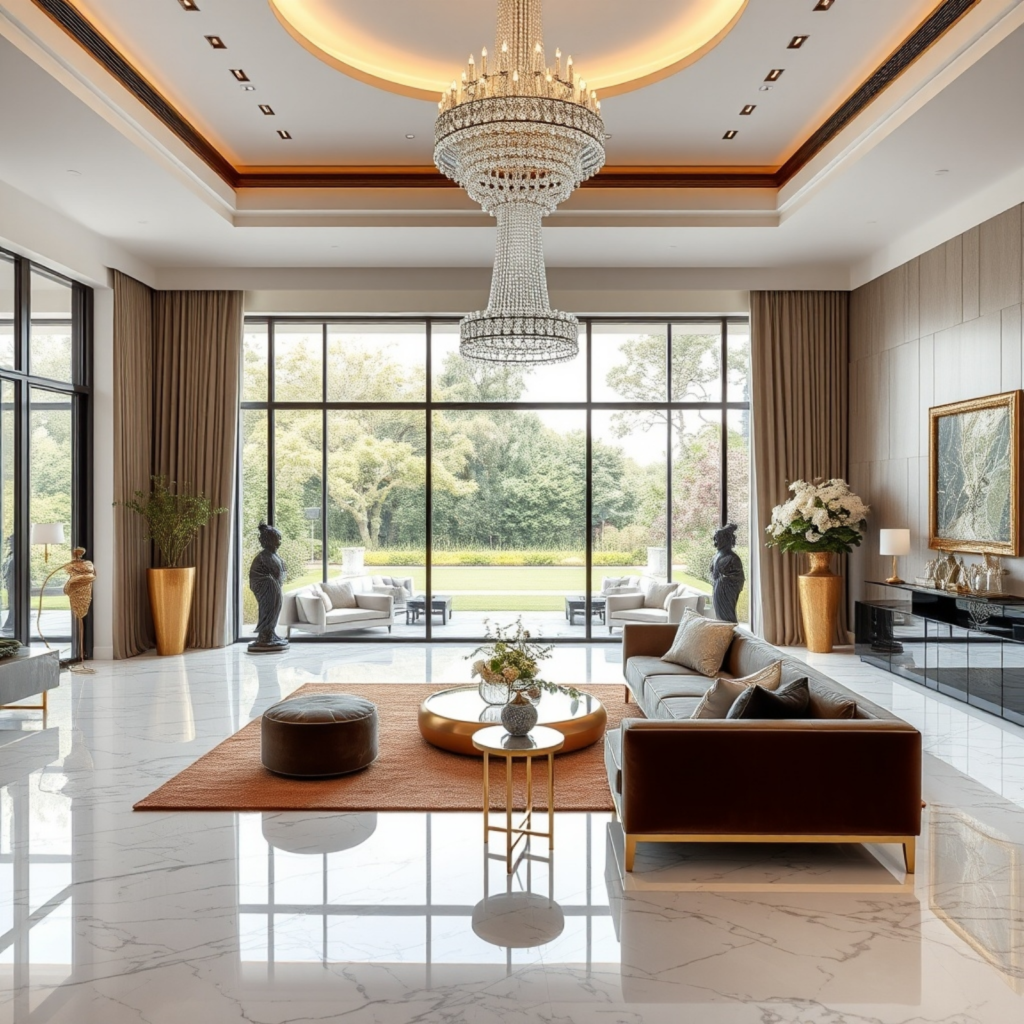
[434,351,527,402]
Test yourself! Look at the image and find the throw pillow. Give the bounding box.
[602,576,631,593]
[373,585,406,604]
[727,677,811,719]
[661,609,736,676]
[690,662,783,719]
[321,580,357,609]
[296,593,321,623]
[644,582,677,609]
[809,688,858,719]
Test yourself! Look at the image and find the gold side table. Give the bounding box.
[472,725,565,873]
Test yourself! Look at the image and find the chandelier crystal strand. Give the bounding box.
[434,0,606,364]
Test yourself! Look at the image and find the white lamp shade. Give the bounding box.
[30,522,65,546]
[879,528,911,557]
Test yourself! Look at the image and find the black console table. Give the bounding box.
[855,582,1024,726]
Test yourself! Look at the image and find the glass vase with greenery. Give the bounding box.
[116,476,227,567]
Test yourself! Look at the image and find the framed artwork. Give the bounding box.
[929,391,1021,556]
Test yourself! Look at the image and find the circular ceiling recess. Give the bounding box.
[269,0,749,101]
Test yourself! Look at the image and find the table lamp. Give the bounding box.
[879,528,911,584]
[30,522,65,562]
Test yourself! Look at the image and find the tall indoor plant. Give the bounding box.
[117,476,226,655]
[765,479,869,653]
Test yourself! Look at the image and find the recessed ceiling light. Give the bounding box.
[935,168,950,176]
[814,0,835,9]
[723,130,738,140]
[759,85,773,92]
[277,130,292,140]
[177,0,199,9]
[405,133,416,139]
[230,69,249,82]
[765,68,784,82]
[740,104,756,115]
[259,104,275,115]
[788,35,809,49]
[241,84,255,91]
[205,35,226,49]
[603,133,613,139]
[66,168,81,175]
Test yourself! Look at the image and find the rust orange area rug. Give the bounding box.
[134,683,633,813]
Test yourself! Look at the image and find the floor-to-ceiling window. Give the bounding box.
[0,248,92,655]
[237,316,749,641]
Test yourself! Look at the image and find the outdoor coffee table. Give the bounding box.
[405,594,454,626]
[473,724,564,873]
[564,594,606,625]
[418,685,606,755]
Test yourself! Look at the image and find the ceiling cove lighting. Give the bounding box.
[277,130,292,139]
[740,104,756,115]
[259,104,275,115]
[177,0,199,9]
[788,35,809,49]
[230,69,249,82]
[765,68,784,81]
[434,0,605,365]
[723,129,738,139]
[813,0,835,9]
[205,35,226,49]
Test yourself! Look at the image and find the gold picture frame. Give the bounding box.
[929,391,1021,556]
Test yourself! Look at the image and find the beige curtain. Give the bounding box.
[113,271,156,658]
[751,291,849,646]
[152,290,243,650]
[112,277,242,655]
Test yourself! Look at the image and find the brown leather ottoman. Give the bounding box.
[261,694,378,777]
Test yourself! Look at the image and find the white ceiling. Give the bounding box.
[0,0,1023,284]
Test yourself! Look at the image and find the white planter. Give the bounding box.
[341,547,365,576]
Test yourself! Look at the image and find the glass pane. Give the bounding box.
[728,322,751,403]
[591,323,667,402]
[327,324,426,402]
[243,322,269,403]
[30,269,73,382]
[431,323,586,403]
[1,380,14,636]
[671,322,722,402]
[432,409,586,638]
[727,409,751,624]
[327,409,426,636]
[273,410,323,590]
[274,323,323,402]
[0,254,13,369]
[672,409,721,604]
[30,387,74,645]
[591,409,667,602]
[239,410,269,634]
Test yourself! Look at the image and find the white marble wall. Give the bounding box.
[849,203,1024,611]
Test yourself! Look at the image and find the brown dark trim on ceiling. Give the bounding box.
[32,0,982,192]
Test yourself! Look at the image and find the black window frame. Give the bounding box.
[236,314,750,644]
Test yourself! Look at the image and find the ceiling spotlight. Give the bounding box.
[66,168,82,175]
[723,130,738,140]
[788,35,809,49]
[759,85,773,92]
[405,133,416,139]
[177,0,199,9]
[259,104,275,115]
[230,69,249,82]
[205,35,226,49]
[277,129,292,140]
[603,133,613,139]
[241,84,255,91]
[740,104,756,115]
[765,68,784,82]
[814,0,835,9]
[935,168,950,176]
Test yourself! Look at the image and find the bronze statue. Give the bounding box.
[39,546,96,672]
[248,521,289,654]
[710,523,745,623]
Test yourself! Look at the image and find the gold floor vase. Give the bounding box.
[797,551,841,654]
[148,567,195,656]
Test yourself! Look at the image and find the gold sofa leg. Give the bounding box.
[625,835,637,872]
[903,838,916,874]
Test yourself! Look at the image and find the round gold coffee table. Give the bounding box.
[418,686,607,756]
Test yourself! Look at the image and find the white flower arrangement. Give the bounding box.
[765,479,869,554]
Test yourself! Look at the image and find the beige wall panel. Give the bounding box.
[962,225,980,322]
[1001,304,1023,391]
[979,205,1023,316]
[959,310,1003,400]
[863,352,891,462]
[918,334,935,453]
[919,236,963,337]
[907,257,920,342]
[880,265,909,350]
[932,323,963,406]
[906,455,928,571]
[868,458,908,582]
[849,358,864,465]
[889,340,919,460]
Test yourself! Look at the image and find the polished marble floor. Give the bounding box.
[1,641,1023,1022]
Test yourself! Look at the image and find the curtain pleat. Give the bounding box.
[152,290,243,649]
[750,291,849,646]
[112,271,155,658]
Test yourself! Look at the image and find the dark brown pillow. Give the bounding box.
[727,677,811,719]
[808,688,857,719]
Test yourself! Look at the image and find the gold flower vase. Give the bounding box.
[797,551,841,654]
[148,567,195,656]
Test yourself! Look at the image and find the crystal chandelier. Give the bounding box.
[434,0,606,364]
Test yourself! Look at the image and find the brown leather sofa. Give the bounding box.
[606,624,922,872]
